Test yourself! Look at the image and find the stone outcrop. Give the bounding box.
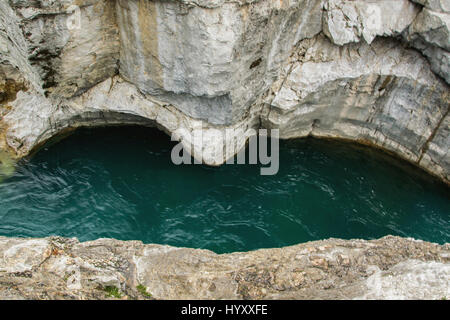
[323,0,420,46]
[3,76,260,165]
[265,35,450,182]
[405,5,450,84]
[1,0,119,98]
[412,0,450,12]
[116,0,323,125]
[0,235,448,300]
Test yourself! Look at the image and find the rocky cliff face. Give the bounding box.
[0,0,449,182]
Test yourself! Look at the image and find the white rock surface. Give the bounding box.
[0,0,449,183]
[1,0,119,98]
[116,0,323,124]
[266,35,450,182]
[0,235,448,300]
[361,260,450,300]
[323,0,420,45]
[0,238,51,273]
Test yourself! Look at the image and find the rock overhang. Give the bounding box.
[0,0,448,183]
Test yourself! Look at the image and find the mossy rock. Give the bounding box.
[103,286,122,299]
[136,284,152,298]
[0,150,16,182]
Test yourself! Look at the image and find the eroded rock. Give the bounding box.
[0,236,447,300]
[323,0,420,45]
[265,35,450,182]
[116,0,323,125]
[411,0,450,13]
[405,7,450,84]
[2,0,119,98]
[0,0,448,301]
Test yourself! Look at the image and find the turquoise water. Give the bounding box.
[0,126,448,253]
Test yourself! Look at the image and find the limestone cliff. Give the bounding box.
[0,0,449,183]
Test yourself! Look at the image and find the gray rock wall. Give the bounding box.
[2,0,119,98]
[323,0,420,45]
[405,6,450,84]
[116,0,323,124]
[265,35,450,181]
[0,0,449,183]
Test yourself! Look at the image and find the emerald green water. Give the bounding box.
[0,126,448,253]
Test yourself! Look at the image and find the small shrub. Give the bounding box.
[136,284,152,298]
[103,286,122,299]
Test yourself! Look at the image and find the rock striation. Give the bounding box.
[0,0,449,182]
[0,0,449,181]
[406,2,450,84]
[266,35,450,182]
[116,0,323,125]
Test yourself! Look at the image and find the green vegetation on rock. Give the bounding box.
[103,286,122,299]
[136,284,152,298]
[0,150,15,183]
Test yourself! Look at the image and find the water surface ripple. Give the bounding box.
[0,126,448,253]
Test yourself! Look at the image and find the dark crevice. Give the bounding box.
[418,106,449,163]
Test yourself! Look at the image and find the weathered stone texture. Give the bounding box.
[0,0,449,182]
[411,0,450,13]
[405,7,450,84]
[323,0,420,46]
[0,236,448,300]
[265,35,450,181]
[2,0,120,98]
[116,0,323,124]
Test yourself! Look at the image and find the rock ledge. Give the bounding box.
[0,235,448,300]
